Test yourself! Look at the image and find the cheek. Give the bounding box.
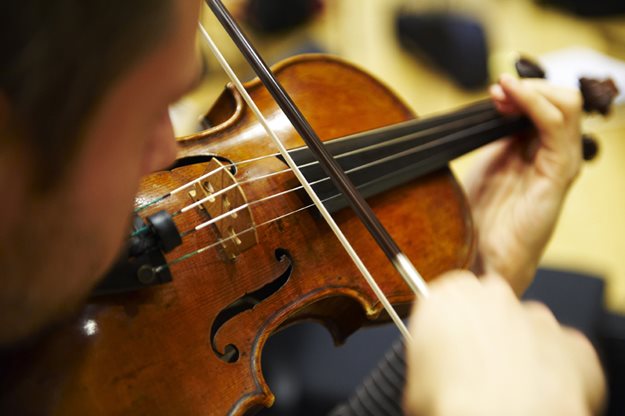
[73,170,139,275]
[69,136,148,272]
[72,105,176,274]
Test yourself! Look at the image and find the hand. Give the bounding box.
[463,75,583,295]
[404,270,605,416]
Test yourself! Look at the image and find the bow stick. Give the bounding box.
[203,0,432,340]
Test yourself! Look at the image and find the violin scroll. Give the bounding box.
[515,55,619,114]
[515,55,619,161]
[579,77,619,116]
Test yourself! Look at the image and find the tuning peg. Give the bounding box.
[512,55,620,162]
[514,56,619,115]
[579,78,619,116]
[514,56,545,79]
[582,134,599,161]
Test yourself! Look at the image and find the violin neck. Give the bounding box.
[288,100,531,213]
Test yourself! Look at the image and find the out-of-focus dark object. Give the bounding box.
[580,77,619,116]
[537,0,625,17]
[582,134,600,161]
[243,0,324,34]
[515,56,546,79]
[396,11,489,90]
[515,55,620,117]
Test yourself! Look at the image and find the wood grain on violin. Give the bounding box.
[0,55,474,415]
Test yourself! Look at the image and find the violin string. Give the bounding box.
[169,112,508,240]
[156,201,313,272]
[318,110,498,162]
[157,114,503,338]
[160,149,451,275]
[175,166,290,215]
[134,102,497,215]
[199,21,413,340]
[171,159,412,254]
[136,105,499,222]
[208,0,435,302]
[178,182,299,237]
[158,162,404,270]
[174,115,493,243]
[134,152,279,213]
[167,101,515,267]
[166,110,491,216]
[131,108,503,240]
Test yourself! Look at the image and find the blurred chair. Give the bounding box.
[395,10,489,90]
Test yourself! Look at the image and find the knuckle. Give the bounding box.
[559,89,583,119]
[568,90,583,113]
[429,269,480,298]
[523,300,558,324]
[433,269,478,286]
[521,78,545,89]
[543,110,566,130]
[551,85,582,115]
[481,273,515,298]
[563,326,592,349]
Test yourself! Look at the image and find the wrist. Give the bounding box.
[472,248,539,296]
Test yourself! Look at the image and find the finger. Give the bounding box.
[494,76,582,129]
[522,300,560,329]
[562,327,606,413]
[480,273,517,300]
[489,83,507,102]
[410,270,480,325]
[498,75,581,160]
[499,74,565,139]
[490,83,523,116]
[493,100,521,116]
[514,79,583,122]
[427,269,481,298]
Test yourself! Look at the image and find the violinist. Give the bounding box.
[0,0,605,415]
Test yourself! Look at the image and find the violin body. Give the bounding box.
[0,55,474,415]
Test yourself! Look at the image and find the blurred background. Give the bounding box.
[175,0,625,414]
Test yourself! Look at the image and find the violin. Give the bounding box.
[1,0,618,408]
[0,50,615,415]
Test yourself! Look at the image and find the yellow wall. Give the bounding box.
[192,0,625,312]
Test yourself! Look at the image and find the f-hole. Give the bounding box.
[210,249,293,363]
[168,155,237,175]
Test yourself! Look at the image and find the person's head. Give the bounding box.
[0,0,203,345]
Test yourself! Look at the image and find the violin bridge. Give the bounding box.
[190,158,258,260]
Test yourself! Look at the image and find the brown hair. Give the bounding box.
[1,0,173,187]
